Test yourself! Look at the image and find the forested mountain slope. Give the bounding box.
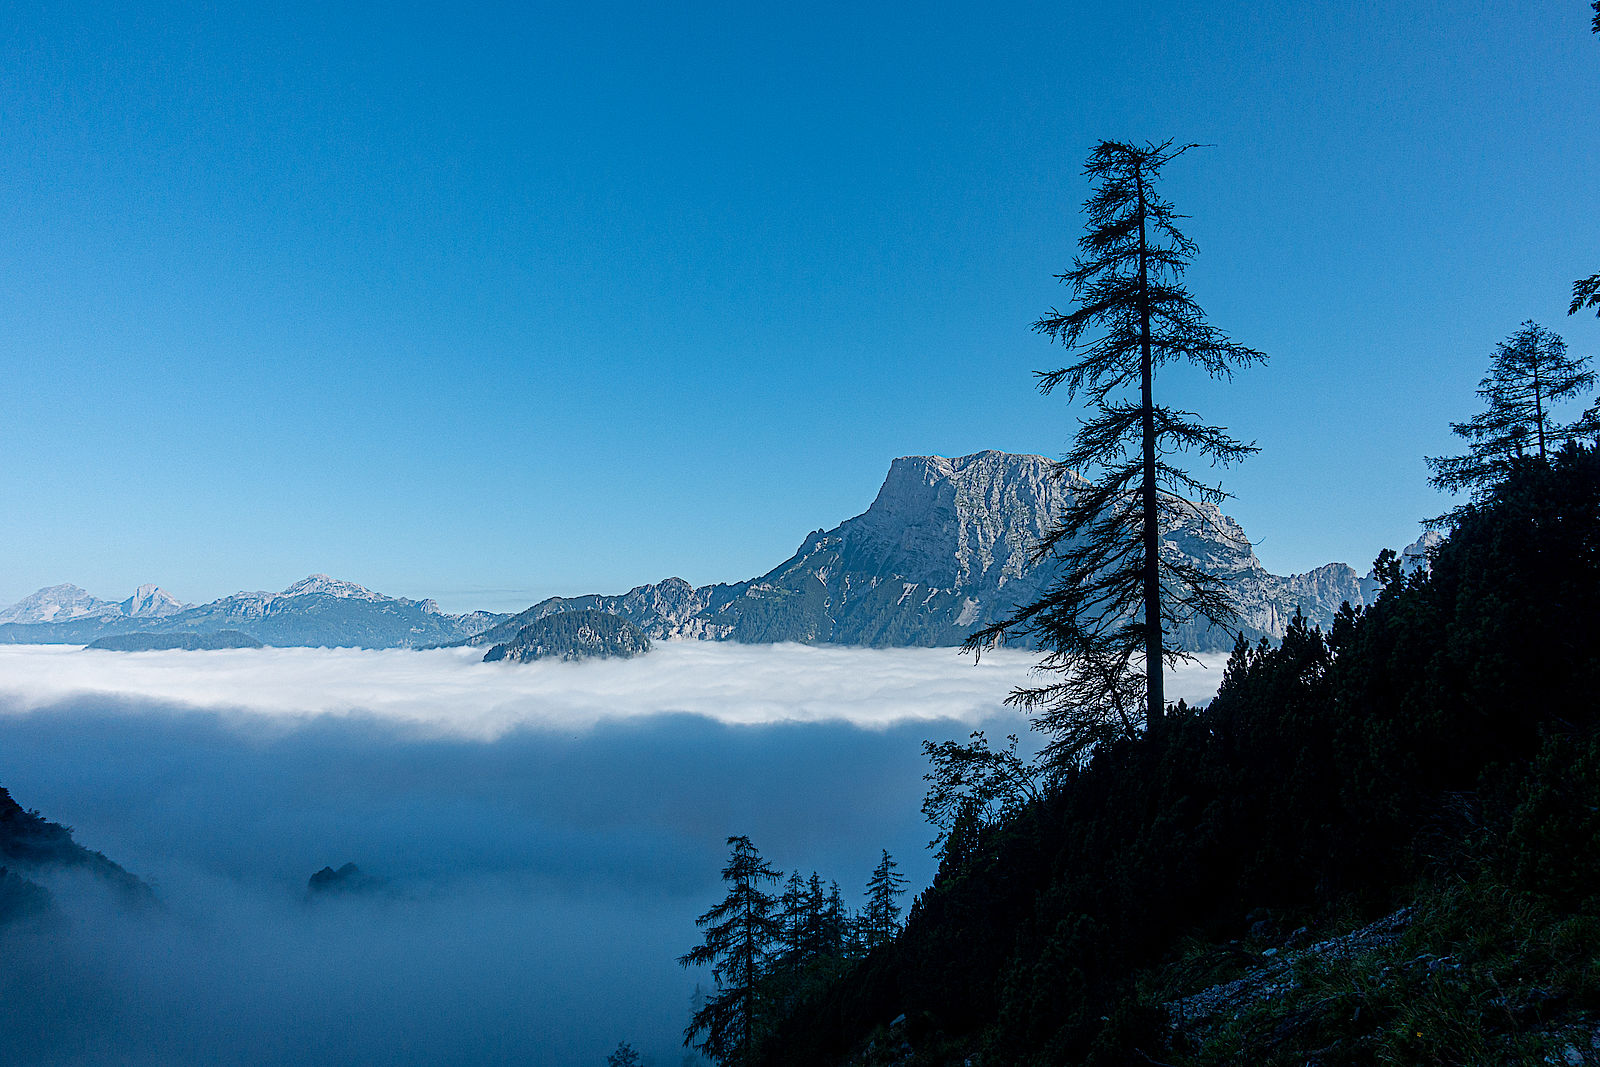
[756,448,1600,1066]
[0,786,150,925]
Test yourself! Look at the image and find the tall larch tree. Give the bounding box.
[967,140,1265,742]
[679,835,783,1066]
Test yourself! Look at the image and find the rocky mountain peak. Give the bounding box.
[465,449,1382,652]
[1401,530,1445,573]
[279,575,385,601]
[121,584,185,617]
[846,451,1077,591]
[0,584,120,624]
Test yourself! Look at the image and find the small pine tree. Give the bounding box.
[607,1041,642,1067]
[679,836,783,1066]
[1427,322,1595,500]
[777,871,806,957]
[861,850,906,950]
[921,731,1045,855]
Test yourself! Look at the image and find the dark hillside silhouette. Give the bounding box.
[758,447,1600,1064]
[0,786,151,911]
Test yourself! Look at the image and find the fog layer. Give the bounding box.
[0,645,1225,1065]
[0,642,1225,736]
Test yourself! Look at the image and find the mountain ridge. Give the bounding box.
[3,451,1413,652]
[468,451,1390,653]
[0,575,504,649]
[0,582,188,624]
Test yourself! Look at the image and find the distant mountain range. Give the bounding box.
[0,575,505,649]
[0,582,186,624]
[2,451,1422,652]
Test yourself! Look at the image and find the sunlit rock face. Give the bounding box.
[120,584,186,618]
[0,582,187,625]
[477,451,1375,652]
[0,584,122,624]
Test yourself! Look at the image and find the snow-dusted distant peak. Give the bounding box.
[121,584,186,617]
[0,584,121,624]
[279,574,386,601]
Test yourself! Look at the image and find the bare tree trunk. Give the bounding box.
[1135,164,1164,726]
[1533,363,1548,461]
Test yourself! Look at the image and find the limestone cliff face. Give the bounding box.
[841,452,1075,592]
[693,452,1082,647]
[120,584,185,618]
[478,451,1377,652]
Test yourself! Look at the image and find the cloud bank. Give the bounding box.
[0,642,1227,737]
[0,644,1226,1065]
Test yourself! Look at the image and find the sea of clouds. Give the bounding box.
[0,643,1225,1066]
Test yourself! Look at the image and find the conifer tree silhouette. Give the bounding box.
[967,140,1264,746]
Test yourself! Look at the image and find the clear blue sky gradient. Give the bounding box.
[3,2,1597,612]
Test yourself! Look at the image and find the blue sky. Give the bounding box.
[2,1,1597,613]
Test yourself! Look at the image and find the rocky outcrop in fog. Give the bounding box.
[483,609,652,663]
[0,786,150,923]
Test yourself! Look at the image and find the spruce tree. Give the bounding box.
[861,850,906,950]
[821,880,849,959]
[967,140,1264,742]
[1427,321,1594,500]
[797,872,830,964]
[679,836,783,1066]
[778,871,805,945]
[775,870,808,979]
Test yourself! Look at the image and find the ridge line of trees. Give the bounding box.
[679,836,904,1066]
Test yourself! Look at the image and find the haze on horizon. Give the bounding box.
[2,1,1596,614]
